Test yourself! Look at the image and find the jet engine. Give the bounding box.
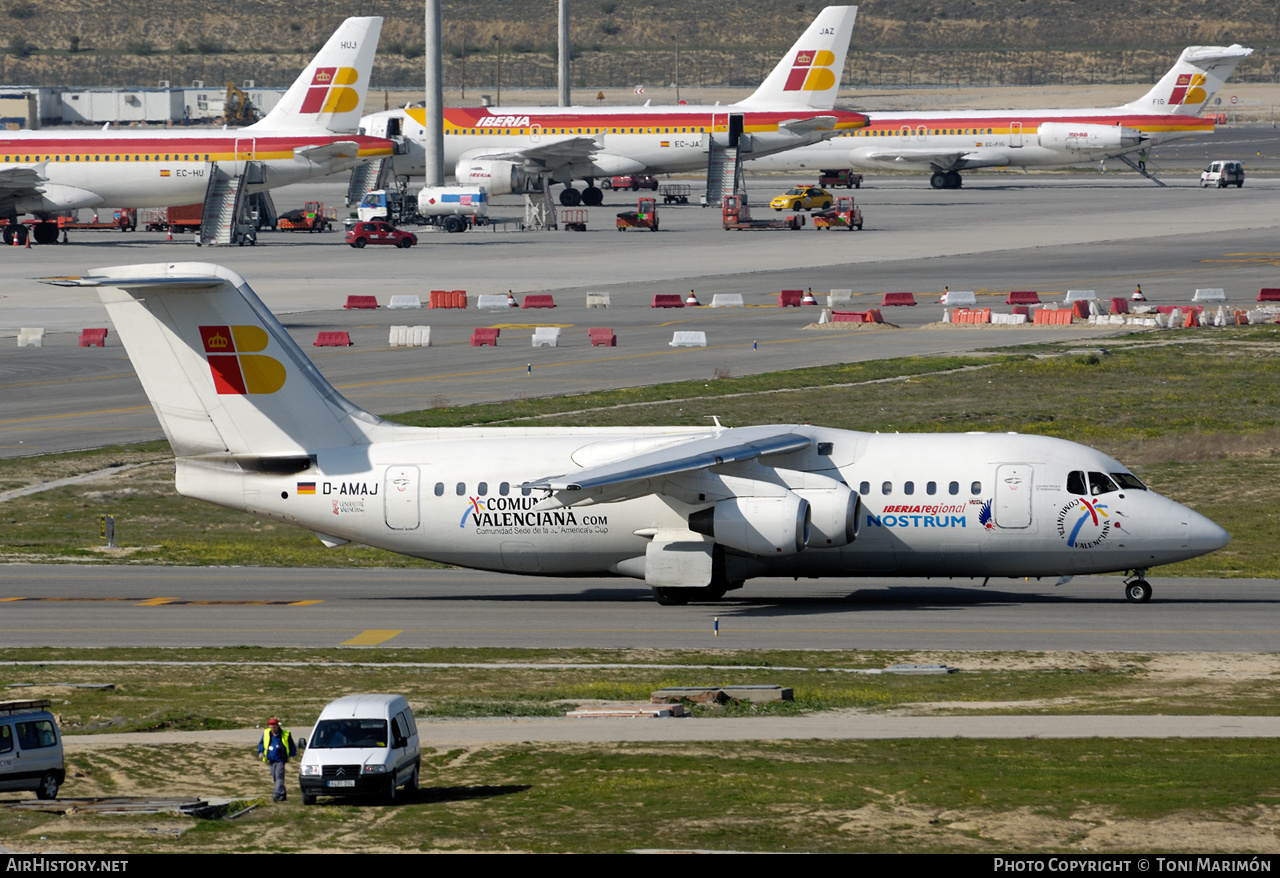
[796,484,860,547]
[1036,122,1144,152]
[688,493,811,557]
[454,155,532,195]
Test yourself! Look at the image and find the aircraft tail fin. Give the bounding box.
[736,5,858,111]
[246,17,382,134]
[1121,44,1252,116]
[50,263,382,460]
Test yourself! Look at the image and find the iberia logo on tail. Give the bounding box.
[301,67,361,114]
[784,49,837,91]
[199,325,286,394]
[1169,73,1208,106]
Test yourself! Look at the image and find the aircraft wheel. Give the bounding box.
[582,186,603,206]
[559,187,582,207]
[36,772,59,800]
[1125,580,1152,603]
[930,173,947,189]
[33,222,59,245]
[945,171,963,189]
[652,587,692,606]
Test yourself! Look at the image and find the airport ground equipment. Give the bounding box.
[561,209,588,231]
[660,184,691,204]
[721,195,804,231]
[818,169,862,189]
[616,198,659,232]
[278,202,337,232]
[813,196,863,230]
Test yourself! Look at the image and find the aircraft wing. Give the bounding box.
[0,165,44,193]
[293,141,362,162]
[857,146,1012,171]
[463,136,600,172]
[525,426,812,507]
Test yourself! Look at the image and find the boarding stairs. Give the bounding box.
[198,161,264,246]
[1113,151,1167,188]
[347,156,394,207]
[704,140,744,206]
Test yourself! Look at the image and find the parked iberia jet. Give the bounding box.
[56,262,1230,606]
[0,17,393,245]
[750,44,1252,188]
[359,5,868,206]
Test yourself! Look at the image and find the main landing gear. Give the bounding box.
[560,182,604,207]
[930,170,963,190]
[1124,569,1153,603]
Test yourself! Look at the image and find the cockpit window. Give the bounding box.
[1067,471,1086,495]
[1087,471,1118,495]
[1111,472,1147,491]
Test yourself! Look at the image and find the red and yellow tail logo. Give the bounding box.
[300,66,361,114]
[784,49,837,92]
[200,325,286,395]
[1169,73,1208,106]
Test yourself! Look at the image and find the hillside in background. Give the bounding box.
[0,0,1275,92]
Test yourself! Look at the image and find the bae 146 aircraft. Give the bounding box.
[0,17,393,244]
[358,5,868,206]
[749,43,1252,188]
[55,262,1231,606]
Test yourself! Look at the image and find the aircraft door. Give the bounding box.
[994,464,1033,528]
[530,123,541,143]
[899,125,911,142]
[916,126,927,141]
[728,114,744,148]
[235,137,255,162]
[384,466,420,530]
[1010,121,1023,148]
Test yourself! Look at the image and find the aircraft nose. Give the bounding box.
[1187,509,1230,553]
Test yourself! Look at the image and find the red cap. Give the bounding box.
[268,718,280,727]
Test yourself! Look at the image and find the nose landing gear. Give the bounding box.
[1124,570,1152,603]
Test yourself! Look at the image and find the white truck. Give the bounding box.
[357,186,489,233]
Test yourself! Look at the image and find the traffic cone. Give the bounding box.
[685,289,701,306]
[801,287,817,306]
[167,225,173,242]
[10,228,17,247]
[506,289,518,307]
[24,230,31,249]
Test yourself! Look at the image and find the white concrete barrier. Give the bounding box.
[17,327,44,348]
[1193,288,1227,302]
[387,295,422,309]
[476,294,511,310]
[586,292,611,308]
[532,327,561,347]
[670,331,707,347]
[711,294,744,308]
[828,289,853,307]
[991,312,1027,325]
[940,290,976,306]
[1065,289,1097,302]
[390,325,430,347]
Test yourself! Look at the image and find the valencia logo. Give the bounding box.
[199,325,286,395]
[301,66,361,114]
[784,49,837,92]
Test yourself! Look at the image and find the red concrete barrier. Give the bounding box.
[1071,301,1090,320]
[1012,306,1030,318]
[429,290,468,309]
[881,292,917,307]
[470,328,500,347]
[651,295,684,308]
[1032,309,1072,325]
[314,331,353,347]
[589,327,617,347]
[1110,298,1129,315]
[343,295,378,310]
[1257,288,1280,302]
[78,328,108,347]
[778,289,804,307]
[1007,291,1040,305]
[522,295,556,309]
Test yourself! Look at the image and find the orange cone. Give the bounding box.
[685,289,701,306]
[24,230,30,249]
[801,287,817,305]
[506,289,518,307]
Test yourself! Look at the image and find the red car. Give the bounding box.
[345,221,417,249]
[604,174,658,191]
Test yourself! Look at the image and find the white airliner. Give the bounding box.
[750,44,1252,188]
[56,262,1231,605]
[0,17,393,244]
[358,6,868,206]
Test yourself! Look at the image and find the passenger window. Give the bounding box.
[477,482,488,496]
[433,482,444,496]
[499,482,510,496]
[1067,471,1087,495]
[455,482,466,496]
[926,481,937,495]
[970,481,982,495]
[521,485,532,496]
[881,481,892,495]
[903,481,914,496]
[1088,472,1118,495]
[948,481,959,495]
[858,481,870,495]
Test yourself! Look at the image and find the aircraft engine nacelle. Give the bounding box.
[797,485,860,547]
[1037,122,1145,152]
[688,493,811,557]
[16,184,103,213]
[454,156,531,195]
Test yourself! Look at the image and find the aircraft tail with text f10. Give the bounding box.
[1122,44,1252,116]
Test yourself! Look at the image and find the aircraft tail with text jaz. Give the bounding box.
[57,263,1230,606]
[735,4,859,110]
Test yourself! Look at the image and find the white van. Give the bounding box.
[0,700,65,800]
[298,694,420,805]
[1201,160,1244,188]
